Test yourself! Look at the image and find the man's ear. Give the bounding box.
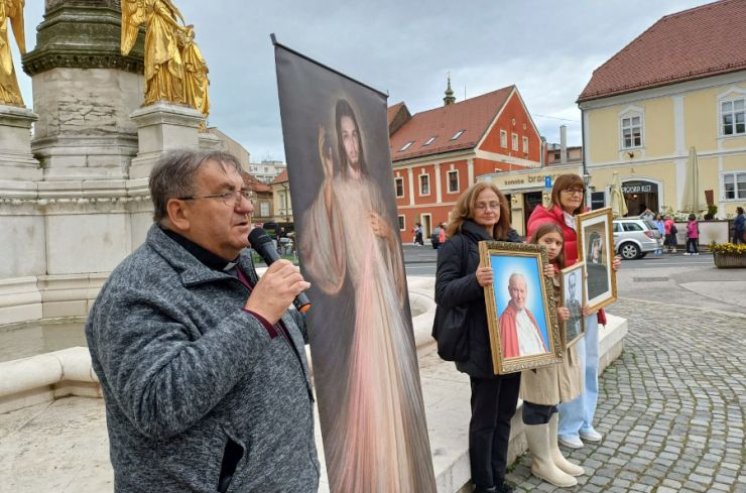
[166,198,191,232]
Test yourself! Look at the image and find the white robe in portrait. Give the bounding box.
[300,174,431,492]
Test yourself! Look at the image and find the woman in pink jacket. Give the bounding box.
[685,214,700,255]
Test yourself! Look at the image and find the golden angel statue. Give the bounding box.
[179,24,209,118]
[0,0,25,107]
[121,0,186,106]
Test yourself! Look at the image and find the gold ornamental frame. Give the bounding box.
[559,261,586,348]
[576,207,618,312]
[479,241,563,375]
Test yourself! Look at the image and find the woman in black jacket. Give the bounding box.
[435,182,521,493]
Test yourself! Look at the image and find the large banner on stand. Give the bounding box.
[273,39,436,492]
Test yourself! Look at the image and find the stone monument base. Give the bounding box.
[0,105,41,181]
[129,102,205,179]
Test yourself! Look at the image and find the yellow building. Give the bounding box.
[579,0,746,219]
[270,170,293,224]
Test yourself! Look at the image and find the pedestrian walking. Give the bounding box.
[653,213,665,255]
[414,222,424,246]
[431,224,442,249]
[664,215,678,253]
[734,206,745,244]
[684,214,700,255]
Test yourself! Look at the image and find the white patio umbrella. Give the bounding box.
[680,146,706,213]
[609,172,628,218]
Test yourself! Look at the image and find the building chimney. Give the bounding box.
[540,136,546,167]
[560,125,567,165]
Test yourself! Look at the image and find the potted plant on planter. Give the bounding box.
[710,241,746,268]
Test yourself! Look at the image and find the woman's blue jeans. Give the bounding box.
[558,314,599,439]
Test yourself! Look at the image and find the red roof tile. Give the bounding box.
[387,102,405,127]
[271,170,288,184]
[579,0,746,102]
[389,86,514,162]
[240,171,272,192]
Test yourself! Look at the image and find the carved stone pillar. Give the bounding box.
[129,103,204,179]
[22,0,145,180]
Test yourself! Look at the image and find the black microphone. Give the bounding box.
[248,228,311,313]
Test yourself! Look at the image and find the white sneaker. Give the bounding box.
[558,435,584,449]
[683,252,691,256]
[579,429,603,443]
[693,252,699,255]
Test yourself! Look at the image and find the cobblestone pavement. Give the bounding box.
[506,298,746,493]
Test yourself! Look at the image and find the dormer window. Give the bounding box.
[423,136,437,146]
[399,141,414,151]
[450,129,465,140]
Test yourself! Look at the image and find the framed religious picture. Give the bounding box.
[577,207,617,312]
[479,241,563,375]
[560,262,586,348]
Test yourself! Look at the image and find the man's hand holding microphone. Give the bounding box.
[246,229,312,324]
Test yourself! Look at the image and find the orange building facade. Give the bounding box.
[389,85,545,242]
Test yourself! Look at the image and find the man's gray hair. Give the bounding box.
[149,150,243,223]
[508,272,526,287]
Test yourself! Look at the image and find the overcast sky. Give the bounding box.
[13,0,709,162]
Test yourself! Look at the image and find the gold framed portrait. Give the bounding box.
[560,262,586,348]
[576,207,617,312]
[479,241,563,375]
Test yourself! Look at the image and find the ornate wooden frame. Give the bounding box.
[560,261,586,348]
[479,241,563,375]
[576,207,618,312]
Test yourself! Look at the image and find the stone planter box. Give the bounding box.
[713,252,746,268]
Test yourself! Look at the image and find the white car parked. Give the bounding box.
[612,217,663,260]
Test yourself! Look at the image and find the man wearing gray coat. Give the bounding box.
[86,150,319,492]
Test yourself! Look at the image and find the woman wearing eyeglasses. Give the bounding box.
[527,174,620,451]
[435,182,522,493]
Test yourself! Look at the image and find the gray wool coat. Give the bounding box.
[85,225,319,492]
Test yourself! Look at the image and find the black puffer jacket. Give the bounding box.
[434,220,521,378]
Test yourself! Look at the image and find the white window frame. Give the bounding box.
[419,174,431,196]
[511,132,519,151]
[395,176,404,198]
[259,201,270,217]
[722,171,746,201]
[522,136,529,153]
[399,141,414,151]
[450,130,465,140]
[423,136,437,146]
[447,169,459,193]
[719,91,746,137]
[500,130,507,148]
[398,215,406,231]
[619,106,644,149]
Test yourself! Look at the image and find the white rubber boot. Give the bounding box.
[524,423,577,487]
[549,413,584,476]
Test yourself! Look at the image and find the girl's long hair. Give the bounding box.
[446,182,511,240]
[528,222,566,269]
